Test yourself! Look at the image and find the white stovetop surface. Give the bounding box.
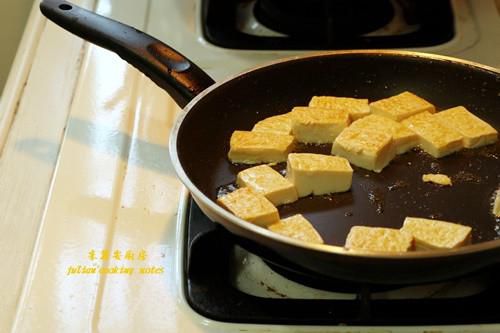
[0,0,499,332]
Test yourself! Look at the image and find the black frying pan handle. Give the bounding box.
[40,0,215,108]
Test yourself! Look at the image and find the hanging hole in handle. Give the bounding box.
[59,4,72,10]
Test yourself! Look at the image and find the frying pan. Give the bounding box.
[40,0,500,285]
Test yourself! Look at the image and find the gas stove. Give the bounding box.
[170,0,500,330]
[202,0,456,49]
[180,195,500,326]
[10,0,499,332]
[162,0,500,82]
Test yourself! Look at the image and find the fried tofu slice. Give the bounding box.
[401,217,472,250]
[422,173,452,186]
[286,153,353,197]
[217,187,279,227]
[331,126,396,173]
[494,189,500,217]
[236,165,298,206]
[345,226,414,252]
[402,112,463,158]
[309,96,371,120]
[349,114,419,154]
[268,214,324,244]
[290,106,351,144]
[252,113,293,135]
[433,106,498,148]
[370,91,436,121]
[228,130,295,164]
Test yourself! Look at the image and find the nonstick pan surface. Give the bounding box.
[172,51,500,284]
[41,0,500,284]
[176,51,499,245]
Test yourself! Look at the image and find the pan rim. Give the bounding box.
[169,49,500,260]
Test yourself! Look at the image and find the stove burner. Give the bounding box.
[263,260,402,293]
[184,198,500,325]
[254,0,394,38]
[201,0,455,50]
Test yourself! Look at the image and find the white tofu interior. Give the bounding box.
[369,91,435,121]
[228,130,295,164]
[401,217,472,249]
[268,214,324,244]
[433,106,498,148]
[290,106,350,144]
[309,96,371,120]
[252,113,293,135]
[493,189,500,217]
[422,173,452,186]
[217,187,279,227]
[349,114,418,155]
[236,165,298,206]
[286,153,353,197]
[332,128,396,172]
[402,112,463,158]
[345,226,414,252]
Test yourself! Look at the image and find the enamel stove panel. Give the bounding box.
[10,0,499,332]
[183,198,500,326]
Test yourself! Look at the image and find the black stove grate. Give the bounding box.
[184,198,500,325]
[201,0,455,50]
